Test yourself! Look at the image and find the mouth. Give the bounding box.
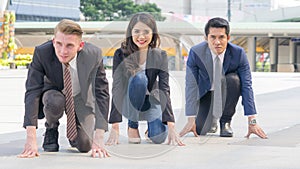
[60,55,68,58]
[59,56,69,61]
[137,40,147,45]
[215,46,222,50]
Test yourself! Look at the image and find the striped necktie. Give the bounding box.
[64,63,77,141]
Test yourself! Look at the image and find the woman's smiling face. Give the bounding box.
[131,21,153,50]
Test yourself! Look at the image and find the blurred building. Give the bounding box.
[8,0,80,22]
[1,0,299,72]
[138,0,300,22]
[6,0,300,22]
[0,0,9,12]
[133,0,300,72]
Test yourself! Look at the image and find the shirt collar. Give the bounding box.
[210,49,226,63]
[68,54,77,69]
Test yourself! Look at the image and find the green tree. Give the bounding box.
[135,2,165,21]
[80,0,165,21]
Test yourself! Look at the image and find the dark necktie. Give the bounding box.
[213,56,223,118]
[64,63,77,141]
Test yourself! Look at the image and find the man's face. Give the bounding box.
[206,27,230,55]
[53,31,84,64]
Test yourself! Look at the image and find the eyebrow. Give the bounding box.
[133,28,151,31]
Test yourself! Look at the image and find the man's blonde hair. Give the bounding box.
[54,19,83,38]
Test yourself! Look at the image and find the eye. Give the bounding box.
[144,30,150,35]
[55,42,62,47]
[219,35,226,40]
[210,35,216,40]
[67,44,75,49]
[133,29,140,34]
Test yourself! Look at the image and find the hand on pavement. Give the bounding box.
[179,117,198,137]
[246,124,268,139]
[91,129,110,158]
[18,126,39,158]
[167,122,185,146]
[18,140,39,158]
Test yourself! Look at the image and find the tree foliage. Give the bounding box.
[80,0,165,21]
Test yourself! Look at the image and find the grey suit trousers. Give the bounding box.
[42,90,94,152]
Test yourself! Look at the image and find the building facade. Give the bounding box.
[8,0,81,22]
[141,0,300,22]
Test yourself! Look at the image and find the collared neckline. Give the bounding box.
[210,49,226,64]
[68,54,77,69]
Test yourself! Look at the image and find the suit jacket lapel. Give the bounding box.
[76,49,95,106]
[76,51,88,97]
[223,47,232,73]
[146,49,155,69]
[197,44,213,83]
[193,43,213,83]
[52,55,63,89]
[145,49,156,90]
[204,47,213,83]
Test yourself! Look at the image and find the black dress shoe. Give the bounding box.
[42,128,59,152]
[69,139,77,148]
[220,122,233,137]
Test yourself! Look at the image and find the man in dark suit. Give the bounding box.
[18,19,110,158]
[180,17,267,139]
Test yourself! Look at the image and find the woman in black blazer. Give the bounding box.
[106,13,184,145]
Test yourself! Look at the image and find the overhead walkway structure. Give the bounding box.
[14,21,300,72]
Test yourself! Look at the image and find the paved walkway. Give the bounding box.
[0,69,299,169]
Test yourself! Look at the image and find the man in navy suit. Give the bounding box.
[180,17,267,138]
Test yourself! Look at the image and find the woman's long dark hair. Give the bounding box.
[121,13,161,76]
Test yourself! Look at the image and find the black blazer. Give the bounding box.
[108,48,175,124]
[23,41,110,130]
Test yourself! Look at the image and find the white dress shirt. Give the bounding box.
[63,55,81,96]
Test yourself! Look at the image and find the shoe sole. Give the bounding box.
[220,133,233,137]
[128,138,141,144]
[208,129,218,133]
[43,144,59,152]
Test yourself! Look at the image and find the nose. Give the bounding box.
[137,33,146,38]
[215,38,221,44]
[59,46,68,55]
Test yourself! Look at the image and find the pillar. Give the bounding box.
[269,38,278,72]
[247,37,256,72]
[289,39,296,64]
[175,41,182,71]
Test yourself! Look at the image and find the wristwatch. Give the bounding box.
[249,118,257,125]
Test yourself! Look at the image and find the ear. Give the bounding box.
[78,41,85,51]
[227,35,231,41]
[205,36,208,41]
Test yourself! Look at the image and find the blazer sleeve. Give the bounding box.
[108,48,125,123]
[185,48,200,116]
[23,46,45,128]
[158,50,175,123]
[236,48,257,116]
[94,55,110,131]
